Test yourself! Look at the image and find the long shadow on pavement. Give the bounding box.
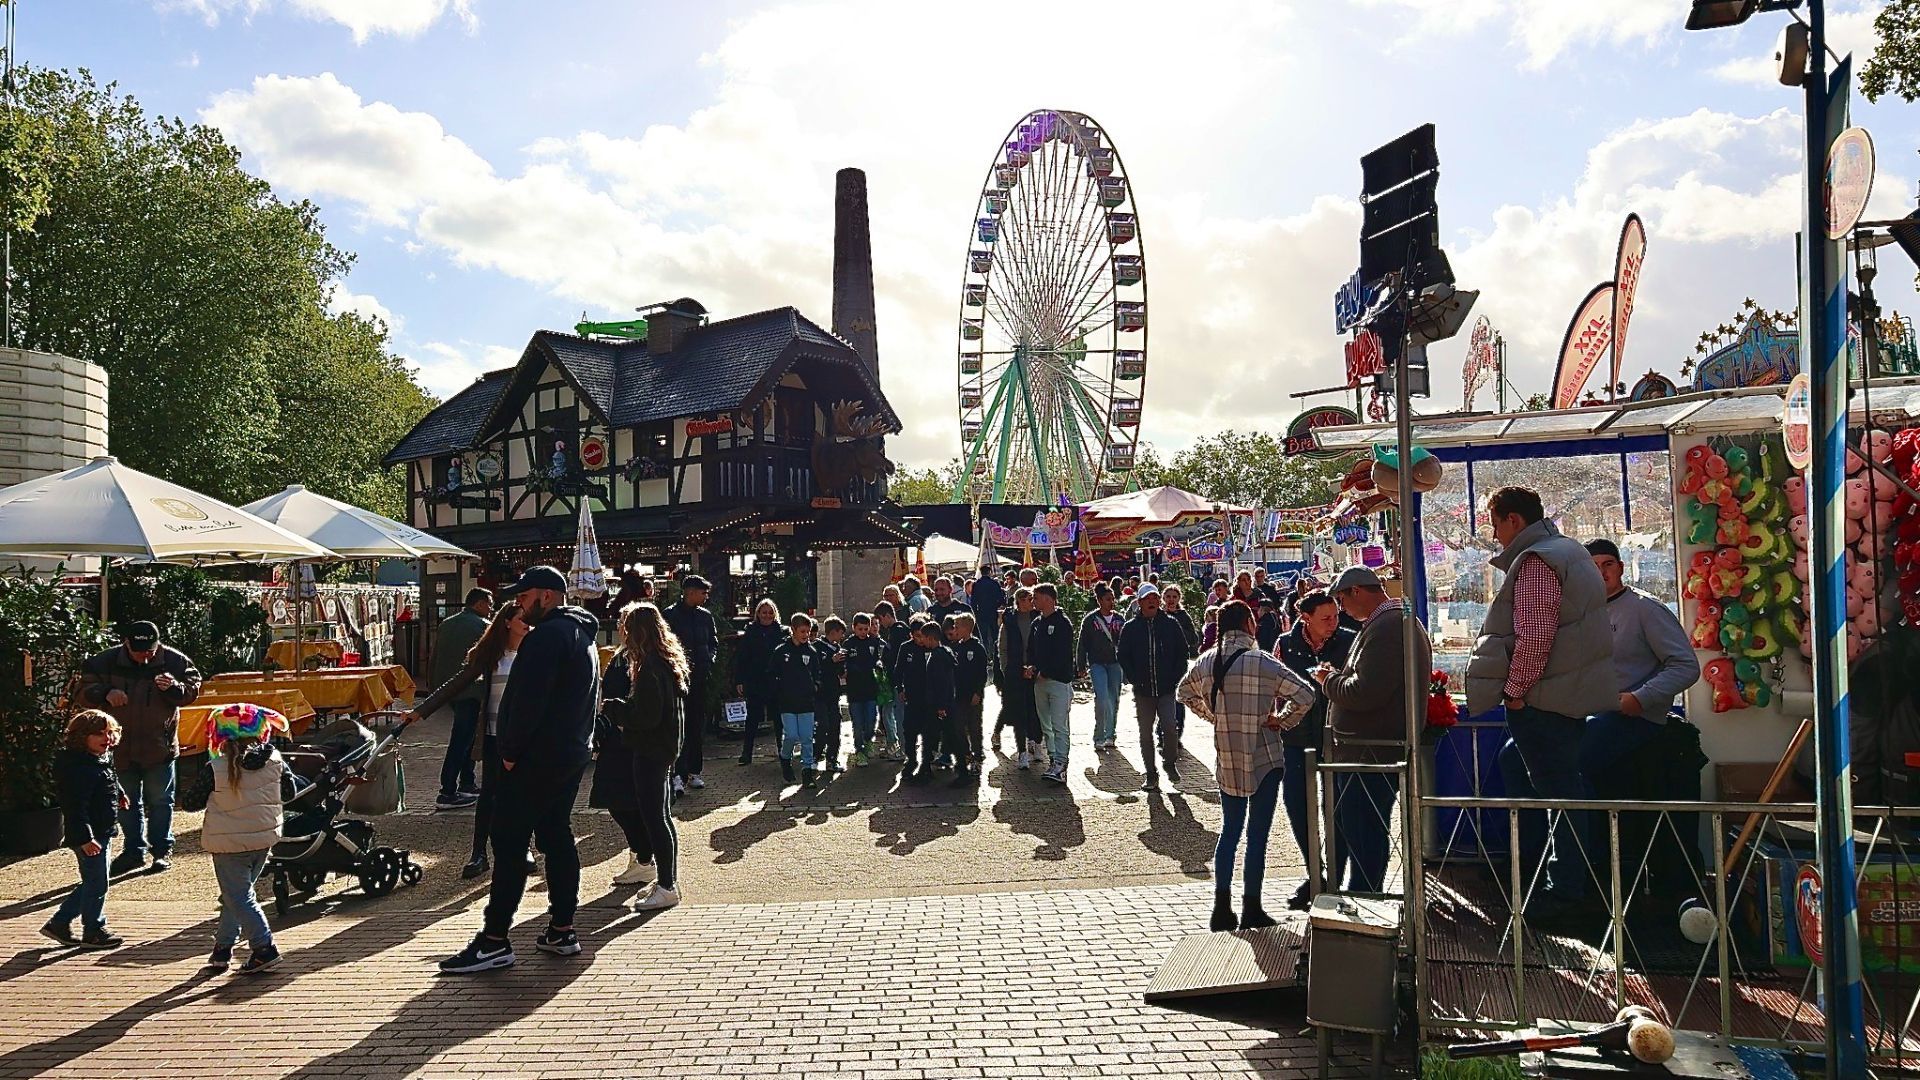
[991,790,1086,861]
[1139,792,1218,877]
[0,963,274,1075]
[867,803,981,855]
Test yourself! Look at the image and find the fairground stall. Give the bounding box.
[1305,376,1920,1066]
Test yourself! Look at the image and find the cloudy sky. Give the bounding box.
[42,1,1920,470]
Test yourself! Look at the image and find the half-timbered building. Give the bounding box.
[384,298,916,622]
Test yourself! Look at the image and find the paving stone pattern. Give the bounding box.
[0,689,1405,1078]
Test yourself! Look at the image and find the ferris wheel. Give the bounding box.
[951,108,1148,505]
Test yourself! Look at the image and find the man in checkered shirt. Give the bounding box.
[1178,600,1318,932]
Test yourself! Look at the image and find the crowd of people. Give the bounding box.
[38,483,1700,970]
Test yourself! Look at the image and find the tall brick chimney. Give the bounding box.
[644,297,706,355]
[831,167,879,375]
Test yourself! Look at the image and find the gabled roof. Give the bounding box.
[381,369,513,467]
[384,305,902,467]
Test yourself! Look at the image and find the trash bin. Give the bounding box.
[1306,892,1402,1035]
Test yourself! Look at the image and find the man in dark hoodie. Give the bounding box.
[441,566,601,974]
[894,619,956,785]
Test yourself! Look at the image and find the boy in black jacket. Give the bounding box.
[875,601,912,760]
[947,613,992,784]
[894,619,956,785]
[771,613,827,785]
[843,613,887,767]
[46,710,126,949]
[812,617,850,773]
[1027,583,1078,783]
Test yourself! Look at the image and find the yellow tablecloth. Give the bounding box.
[599,645,618,673]
[326,665,416,699]
[204,671,395,715]
[193,688,318,726]
[266,640,344,670]
[177,699,318,755]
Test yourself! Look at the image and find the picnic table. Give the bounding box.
[265,639,344,670]
[203,668,404,716]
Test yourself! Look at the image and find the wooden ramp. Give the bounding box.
[1143,917,1308,1002]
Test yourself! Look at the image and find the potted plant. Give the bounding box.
[0,575,110,856]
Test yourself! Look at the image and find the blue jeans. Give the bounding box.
[1579,710,1664,780]
[1034,678,1073,767]
[212,850,273,951]
[1216,768,1283,901]
[53,846,109,931]
[1281,745,1312,870]
[882,700,904,748]
[849,699,880,752]
[1135,692,1181,782]
[1497,705,1593,901]
[1089,663,1124,744]
[116,759,175,858]
[1333,772,1400,893]
[780,712,817,768]
[441,698,480,796]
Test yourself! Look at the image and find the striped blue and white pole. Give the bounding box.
[1803,19,1866,1075]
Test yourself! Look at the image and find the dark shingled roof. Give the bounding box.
[384,305,899,466]
[381,369,513,467]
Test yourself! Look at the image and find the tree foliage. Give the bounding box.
[6,68,432,516]
[1135,430,1349,508]
[889,458,965,505]
[0,577,111,810]
[1862,0,1920,103]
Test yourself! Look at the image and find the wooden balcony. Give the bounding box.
[705,445,884,508]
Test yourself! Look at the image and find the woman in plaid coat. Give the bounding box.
[1177,600,1318,931]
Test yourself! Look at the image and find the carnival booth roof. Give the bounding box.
[0,457,337,563]
[241,484,472,561]
[1079,485,1246,525]
[922,533,1014,571]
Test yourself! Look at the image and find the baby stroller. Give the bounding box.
[267,710,423,916]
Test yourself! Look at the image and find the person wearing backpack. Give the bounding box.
[1177,600,1318,932]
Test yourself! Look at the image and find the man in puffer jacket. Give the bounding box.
[79,621,200,875]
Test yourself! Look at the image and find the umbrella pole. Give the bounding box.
[98,557,108,625]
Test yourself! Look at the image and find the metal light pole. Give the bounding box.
[1798,6,1867,1074]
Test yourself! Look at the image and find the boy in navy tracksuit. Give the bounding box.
[947,613,992,785]
[893,619,955,785]
[843,613,887,767]
[875,602,912,760]
[812,617,849,773]
[771,613,827,786]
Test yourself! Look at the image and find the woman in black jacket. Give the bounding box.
[603,602,688,911]
[732,599,785,765]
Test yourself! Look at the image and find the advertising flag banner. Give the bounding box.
[1551,283,1616,410]
[1611,214,1646,395]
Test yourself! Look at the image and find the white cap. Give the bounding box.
[1134,583,1160,600]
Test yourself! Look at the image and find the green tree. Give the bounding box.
[1862,0,1920,103]
[891,458,964,505]
[1153,430,1350,508]
[6,68,431,516]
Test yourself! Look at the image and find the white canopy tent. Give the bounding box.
[922,533,1014,573]
[241,484,471,561]
[1079,485,1247,526]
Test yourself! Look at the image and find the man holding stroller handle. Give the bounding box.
[441,566,601,975]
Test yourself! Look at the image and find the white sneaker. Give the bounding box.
[632,883,681,911]
[671,776,686,796]
[688,774,706,790]
[1016,751,1031,770]
[612,853,655,886]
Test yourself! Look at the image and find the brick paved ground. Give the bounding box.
[0,690,1412,1078]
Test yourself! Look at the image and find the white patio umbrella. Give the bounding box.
[0,457,335,564]
[0,456,336,621]
[240,484,472,560]
[566,498,607,600]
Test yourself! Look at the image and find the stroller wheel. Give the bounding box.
[359,848,403,897]
[401,861,423,887]
[272,872,291,919]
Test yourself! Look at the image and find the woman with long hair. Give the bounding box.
[409,606,535,879]
[602,601,689,911]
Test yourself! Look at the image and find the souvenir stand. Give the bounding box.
[1310,376,1920,1061]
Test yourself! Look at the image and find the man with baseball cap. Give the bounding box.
[442,565,600,973]
[80,621,202,875]
[1118,583,1191,791]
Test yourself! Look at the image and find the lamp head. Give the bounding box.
[1686,0,1757,30]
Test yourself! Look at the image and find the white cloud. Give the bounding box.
[200,0,1918,470]
[1358,0,1675,68]
[326,286,402,334]
[405,340,519,400]
[157,0,475,42]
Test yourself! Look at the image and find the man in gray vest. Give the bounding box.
[1466,487,1616,920]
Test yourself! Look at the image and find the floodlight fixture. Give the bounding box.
[1685,0,1757,30]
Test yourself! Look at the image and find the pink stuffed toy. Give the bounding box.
[1847,446,1866,475]
[1784,476,1809,514]
[1862,428,1894,465]
[1845,477,1872,518]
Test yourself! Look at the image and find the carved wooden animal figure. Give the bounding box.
[812,399,895,497]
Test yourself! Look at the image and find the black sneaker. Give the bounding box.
[79,927,123,950]
[205,944,232,970]
[38,920,75,947]
[238,947,281,975]
[460,856,489,880]
[534,926,581,956]
[148,854,172,873]
[435,791,479,811]
[108,852,145,877]
[801,768,817,786]
[1163,761,1181,783]
[780,760,796,783]
[439,935,515,974]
